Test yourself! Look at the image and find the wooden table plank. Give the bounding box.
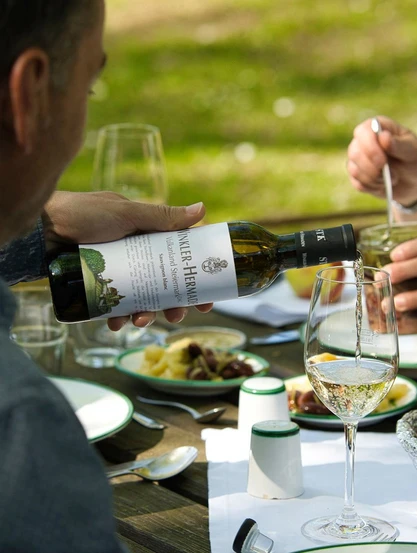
[118,535,155,553]
[113,482,210,553]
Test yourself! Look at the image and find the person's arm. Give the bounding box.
[0,219,47,285]
[347,116,417,315]
[347,115,417,222]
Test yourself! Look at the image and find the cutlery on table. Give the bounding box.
[132,411,166,430]
[136,395,226,423]
[249,329,300,345]
[105,445,198,480]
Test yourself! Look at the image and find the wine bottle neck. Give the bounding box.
[281,224,356,270]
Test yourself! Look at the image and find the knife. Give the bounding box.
[249,329,300,345]
[132,411,166,430]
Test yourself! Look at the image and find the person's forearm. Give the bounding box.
[0,219,48,285]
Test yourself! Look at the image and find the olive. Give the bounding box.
[188,342,203,358]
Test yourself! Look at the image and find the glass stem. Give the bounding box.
[334,422,365,532]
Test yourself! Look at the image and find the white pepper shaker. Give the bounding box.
[247,420,303,500]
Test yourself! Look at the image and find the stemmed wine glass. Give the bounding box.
[81,123,169,366]
[92,123,168,204]
[302,264,399,544]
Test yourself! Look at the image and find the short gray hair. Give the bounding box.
[0,0,98,89]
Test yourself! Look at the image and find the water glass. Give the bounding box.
[70,320,164,369]
[11,285,68,376]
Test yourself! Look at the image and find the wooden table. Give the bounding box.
[62,309,415,553]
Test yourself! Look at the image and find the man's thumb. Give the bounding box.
[131,201,206,233]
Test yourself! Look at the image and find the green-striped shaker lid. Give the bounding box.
[241,376,285,395]
[251,420,299,438]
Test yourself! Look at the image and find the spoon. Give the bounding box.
[136,395,227,423]
[371,117,394,237]
[105,445,198,480]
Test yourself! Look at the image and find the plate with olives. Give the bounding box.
[285,374,417,428]
[115,340,269,396]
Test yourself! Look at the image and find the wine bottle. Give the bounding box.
[47,221,356,323]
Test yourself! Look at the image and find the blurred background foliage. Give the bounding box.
[59,0,417,229]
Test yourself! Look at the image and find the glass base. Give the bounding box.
[75,347,122,369]
[301,515,399,544]
[94,323,167,349]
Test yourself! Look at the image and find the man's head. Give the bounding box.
[0,1,98,89]
[0,0,106,244]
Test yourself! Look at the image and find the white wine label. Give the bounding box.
[79,222,238,319]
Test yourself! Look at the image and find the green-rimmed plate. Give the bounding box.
[49,376,134,442]
[285,374,417,429]
[299,315,417,369]
[293,543,417,553]
[115,347,269,396]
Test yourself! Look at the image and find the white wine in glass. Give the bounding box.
[302,263,399,544]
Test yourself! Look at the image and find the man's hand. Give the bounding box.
[347,116,417,210]
[43,191,213,330]
[384,237,417,314]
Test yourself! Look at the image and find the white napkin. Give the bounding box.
[203,427,417,553]
[213,279,311,327]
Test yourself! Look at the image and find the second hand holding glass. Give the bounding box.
[302,264,399,544]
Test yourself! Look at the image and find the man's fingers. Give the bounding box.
[390,238,417,262]
[162,307,188,324]
[131,312,156,327]
[393,291,417,312]
[384,259,417,284]
[195,303,214,313]
[107,316,130,331]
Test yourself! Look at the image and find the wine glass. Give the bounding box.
[87,123,169,362]
[302,264,399,544]
[92,123,168,204]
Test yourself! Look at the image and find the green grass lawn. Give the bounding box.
[59,0,417,230]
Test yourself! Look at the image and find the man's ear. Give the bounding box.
[8,48,50,154]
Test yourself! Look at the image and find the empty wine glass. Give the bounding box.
[92,123,168,204]
[88,123,169,361]
[302,264,399,544]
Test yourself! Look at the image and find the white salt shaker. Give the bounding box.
[247,420,303,500]
[238,376,289,442]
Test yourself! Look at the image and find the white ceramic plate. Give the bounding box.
[285,374,417,429]
[49,376,134,442]
[115,347,269,396]
[293,543,417,553]
[299,318,417,369]
[164,325,247,350]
